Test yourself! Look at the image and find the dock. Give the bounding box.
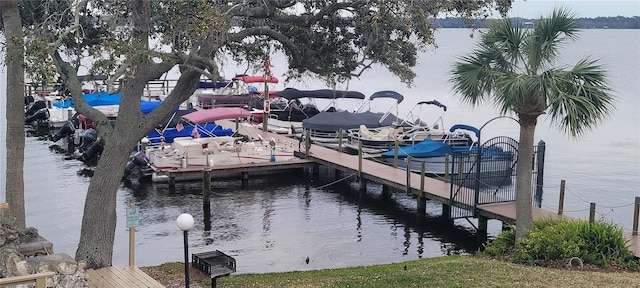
[177,119,640,257]
[87,266,164,288]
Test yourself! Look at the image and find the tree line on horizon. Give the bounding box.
[436,16,640,29]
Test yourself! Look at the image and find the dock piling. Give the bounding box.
[633,197,639,235]
[558,180,565,215]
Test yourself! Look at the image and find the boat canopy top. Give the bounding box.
[449,124,480,138]
[182,107,252,124]
[232,74,279,84]
[418,100,447,111]
[274,88,365,101]
[302,110,400,131]
[368,90,404,104]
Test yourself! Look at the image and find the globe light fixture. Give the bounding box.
[176,213,194,288]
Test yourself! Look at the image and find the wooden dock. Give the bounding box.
[87,266,164,288]
[219,119,640,257]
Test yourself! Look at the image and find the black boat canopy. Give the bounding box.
[274,88,365,100]
[368,90,404,104]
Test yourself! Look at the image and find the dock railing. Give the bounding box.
[0,271,56,288]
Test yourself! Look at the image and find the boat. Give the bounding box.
[379,124,515,186]
[261,88,366,134]
[344,100,473,155]
[144,135,298,182]
[144,108,235,144]
[194,74,279,109]
[140,107,298,182]
[300,90,404,148]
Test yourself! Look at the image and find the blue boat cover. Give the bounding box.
[53,92,167,114]
[381,139,454,158]
[146,123,233,143]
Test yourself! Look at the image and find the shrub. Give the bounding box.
[483,218,639,270]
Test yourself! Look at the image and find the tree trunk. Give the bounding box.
[1,0,26,228]
[515,114,537,243]
[75,135,133,268]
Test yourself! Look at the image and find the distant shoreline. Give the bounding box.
[434,16,640,29]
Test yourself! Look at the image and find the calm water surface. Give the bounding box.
[1,29,638,273]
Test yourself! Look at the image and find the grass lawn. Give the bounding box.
[147,255,640,287]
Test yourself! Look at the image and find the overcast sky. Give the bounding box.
[507,0,640,18]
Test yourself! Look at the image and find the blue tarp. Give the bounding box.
[381,139,454,158]
[53,92,122,108]
[53,92,166,115]
[146,123,233,143]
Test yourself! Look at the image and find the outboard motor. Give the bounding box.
[77,128,98,154]
[77,128,105,162]
[50,117,79,142]
[24,95,34,106]
[79,139,104,163]
[25,108,50,124]
[123,151,149,179]
[25,101,49,124]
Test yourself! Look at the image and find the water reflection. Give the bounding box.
[28,131,484,273]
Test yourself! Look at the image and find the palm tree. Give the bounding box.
[450,9,615,243]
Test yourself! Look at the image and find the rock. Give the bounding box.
[57,260,79,275]
[15,260,34,276]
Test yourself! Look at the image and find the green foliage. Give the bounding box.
[485,218,639,270]
[483,226,515,257]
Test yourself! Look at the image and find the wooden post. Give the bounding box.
[442,203,451,221]
[534,140,546,208]
[304,130,311,159]
[358,141,363,179]
[381,185,390,199]
[169,175,176,189]
[477,215,488,245]
[633,196,640,236]
[589,202,596,224]
[393,140,399,168]
[241,172,249,189]
[405,158,411,195]
[203,169,212,232]
[262,79,269,132]
[338,129,343,152]
[558,180,565,215]
[416,196,426,213]
[419,161,425,198]
[444,154,450,180]
[128,202,135,266]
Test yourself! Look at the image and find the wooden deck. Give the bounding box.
[219,119,640,257]
[87,266,164,288]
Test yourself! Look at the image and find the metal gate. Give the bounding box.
[448,136,520,218]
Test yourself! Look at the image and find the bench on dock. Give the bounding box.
[0,271,56,288]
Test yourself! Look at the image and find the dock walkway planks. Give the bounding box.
[87,266,164,287]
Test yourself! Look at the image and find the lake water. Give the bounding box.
[1,29,638,273]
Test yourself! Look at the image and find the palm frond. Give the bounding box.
[528,8,580,73]
[545,58,615,136]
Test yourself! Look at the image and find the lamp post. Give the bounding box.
[176,213,195,288]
